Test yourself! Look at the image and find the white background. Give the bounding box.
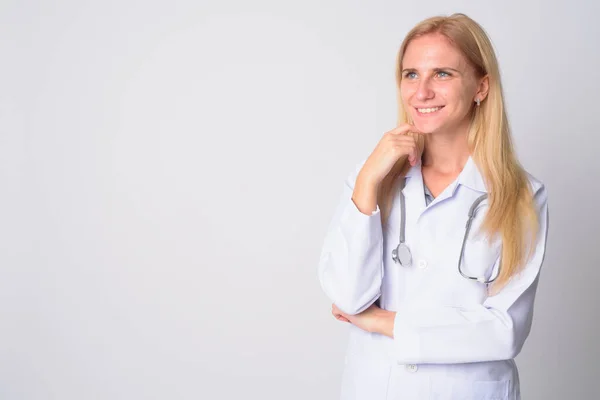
[1,0,598,399]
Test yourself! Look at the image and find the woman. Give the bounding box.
[317,13,549,400]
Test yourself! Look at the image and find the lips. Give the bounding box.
[415,106,445,114]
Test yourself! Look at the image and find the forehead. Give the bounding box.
[402,34,467,70]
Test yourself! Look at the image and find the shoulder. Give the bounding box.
[523,169,548,210]
[523,169,546,197]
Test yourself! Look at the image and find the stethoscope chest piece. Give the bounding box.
[392,242,412,267]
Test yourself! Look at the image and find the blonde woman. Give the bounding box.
[318,13,549,400]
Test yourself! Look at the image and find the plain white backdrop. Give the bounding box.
[1,0,598,399]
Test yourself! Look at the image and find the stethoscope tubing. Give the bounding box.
[392,178,500,284]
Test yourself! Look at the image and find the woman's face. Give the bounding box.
[400,33,485,135]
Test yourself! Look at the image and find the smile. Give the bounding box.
[416,106,444,114]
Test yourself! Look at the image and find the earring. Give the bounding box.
[475,98,481,106]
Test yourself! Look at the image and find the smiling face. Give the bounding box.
[400,33,486,135]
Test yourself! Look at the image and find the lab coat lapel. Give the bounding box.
[401,161,427,223]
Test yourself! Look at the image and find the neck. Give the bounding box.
[421,121,471,174]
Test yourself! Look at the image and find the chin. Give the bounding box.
[413,120,441,134]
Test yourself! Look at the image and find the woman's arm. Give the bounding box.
[317,161,385,315]
[335,182,549,364]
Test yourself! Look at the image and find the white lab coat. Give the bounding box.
[318,156,549,400]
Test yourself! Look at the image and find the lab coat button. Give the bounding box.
[417,259,428,269]
[405,364,418,372]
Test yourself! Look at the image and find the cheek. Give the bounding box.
[435,84,458,102]
[456,82,478,105]
[438,85,471,110]
[399,84,414,103]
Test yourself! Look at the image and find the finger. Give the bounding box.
[391,143,417,159]
[332,310,350,323]
[334,312,350,322]
[388,123,422,136]
[332,305,343,316]
[388,135,418,144]
[388,124,412,135]
[410,146,418,165]
[388,138,419,152]
[332,304,344,315]
[332,305,350,320]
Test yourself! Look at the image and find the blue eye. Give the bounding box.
[437,71,450,78]
[404,72,417,79]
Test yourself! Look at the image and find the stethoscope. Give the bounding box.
[391,178,500,284]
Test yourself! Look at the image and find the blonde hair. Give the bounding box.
[379,13,539,295]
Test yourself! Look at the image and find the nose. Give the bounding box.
[415,77,435,102]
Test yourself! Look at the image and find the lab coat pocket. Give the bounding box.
[430,378,510,400]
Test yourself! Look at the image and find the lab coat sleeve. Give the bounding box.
[317,161,384,315]
[392,182,549,364]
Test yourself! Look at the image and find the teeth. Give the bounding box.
[417,107,442,113]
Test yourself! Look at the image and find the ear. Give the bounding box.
[475,75,489,102]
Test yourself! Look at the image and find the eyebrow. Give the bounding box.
[402,67,462,74]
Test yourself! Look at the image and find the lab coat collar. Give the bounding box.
[404,155,488,193]
[457,156,488,193]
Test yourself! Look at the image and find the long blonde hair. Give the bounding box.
[379,13,539,295]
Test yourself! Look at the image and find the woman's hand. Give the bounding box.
[332,306,350,323]
[331,303,396,338]
[358,124,423,187]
